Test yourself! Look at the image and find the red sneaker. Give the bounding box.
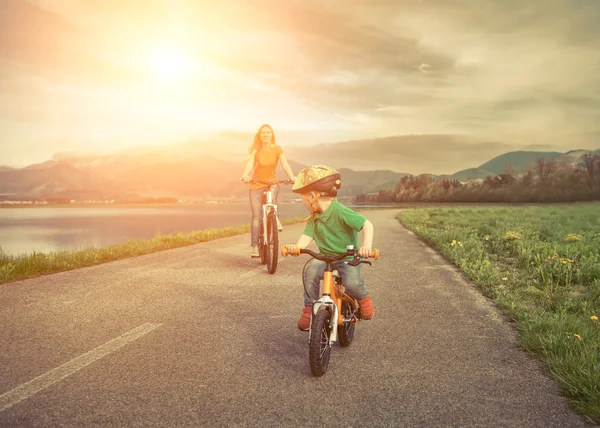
[297,305,312,331]
[358,296,374,320]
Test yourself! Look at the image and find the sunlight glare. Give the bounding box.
[146,45,192,81]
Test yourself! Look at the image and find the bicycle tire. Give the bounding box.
[258,223,266,265]
[338,300,355,347]
[266,211,278,274]
[309,307,332,377]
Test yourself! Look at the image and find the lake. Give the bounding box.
[0,203,309,256]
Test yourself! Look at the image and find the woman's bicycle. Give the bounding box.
[281,245,379,376]
[248,179,294,274]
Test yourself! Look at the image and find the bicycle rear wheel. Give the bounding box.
[266,211,278,274]
[309,306,332,377]
[338,300,356,347]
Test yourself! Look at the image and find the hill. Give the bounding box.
[1,136,598,201]
[477,151,566,175]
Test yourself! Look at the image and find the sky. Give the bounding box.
[1,0,599,167]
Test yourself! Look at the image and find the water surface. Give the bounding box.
[0,203,308,256]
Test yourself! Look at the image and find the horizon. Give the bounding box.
[1,0,599,168]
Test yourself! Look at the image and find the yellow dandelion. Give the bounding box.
[561,260,567,264]
[484,236,489,241]
[530,261,534,265]
[502,277,508,281]
[573,333,582,341]
[504,231,522,240]
[592,315,598,321]
[565,233,583,242]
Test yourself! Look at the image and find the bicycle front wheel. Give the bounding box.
[266,211,278,274]
[309,307,333,377]
[258,223,266,265]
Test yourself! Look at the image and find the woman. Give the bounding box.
[241,124,296,258]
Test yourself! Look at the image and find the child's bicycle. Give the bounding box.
[282,245,379,377]
[246,179,294,274]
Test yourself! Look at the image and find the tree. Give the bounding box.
[579,152,600,188]
[535,157,557,180]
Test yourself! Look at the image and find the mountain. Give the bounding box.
[284,134,517,175]
[477,151,565,175]
[450,168,497,182]
[0,163,104,198]
[1,137,598,201]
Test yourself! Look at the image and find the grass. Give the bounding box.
[0,217,305,285]
[397,202,600,424]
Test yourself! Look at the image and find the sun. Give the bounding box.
[146,45,192,81]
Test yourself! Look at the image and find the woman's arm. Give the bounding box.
[241,150,256,182]
[278,154,296,180]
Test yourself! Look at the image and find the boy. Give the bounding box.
[283,165,375,331]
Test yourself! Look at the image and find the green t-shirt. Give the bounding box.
[303,199,367,257]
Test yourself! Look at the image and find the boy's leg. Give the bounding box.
[298,258,326,330]
[302,258,326,305]
[334,261,374,319]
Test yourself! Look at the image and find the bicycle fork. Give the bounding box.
[261,191,278,243]
[309,270,342,346]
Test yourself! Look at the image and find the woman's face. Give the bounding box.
[260,126,273,144]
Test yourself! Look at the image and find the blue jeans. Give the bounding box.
[302,258,369,306]
[249,185,279,247]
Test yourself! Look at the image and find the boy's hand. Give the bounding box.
[241,176,251,183]
[284,244,298,256]
[358,246,372,258]
[284,244,300,256]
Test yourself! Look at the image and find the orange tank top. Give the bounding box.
[250,145,283,190]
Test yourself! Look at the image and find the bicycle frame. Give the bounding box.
[311,268,355,345]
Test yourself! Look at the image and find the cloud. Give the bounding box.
[1,0,599,168]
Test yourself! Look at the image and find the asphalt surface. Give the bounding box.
[0,209,594,427]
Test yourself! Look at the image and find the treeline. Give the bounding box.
[356,153,600,203]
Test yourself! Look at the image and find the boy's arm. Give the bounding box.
[284,234,314,255]
[241,151,256,182]
[359,220,374,258]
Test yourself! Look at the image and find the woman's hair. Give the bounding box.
[248,124,276,155]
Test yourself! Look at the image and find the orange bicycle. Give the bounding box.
[282,245,379,376]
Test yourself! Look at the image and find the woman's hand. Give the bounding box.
[241,176,252,183]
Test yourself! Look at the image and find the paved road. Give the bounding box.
[0,209,593,427]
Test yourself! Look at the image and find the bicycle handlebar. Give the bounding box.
[281,246,379,261]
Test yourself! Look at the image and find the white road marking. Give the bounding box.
[0,322,162,412]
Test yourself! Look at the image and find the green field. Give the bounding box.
[398,203,600,423]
